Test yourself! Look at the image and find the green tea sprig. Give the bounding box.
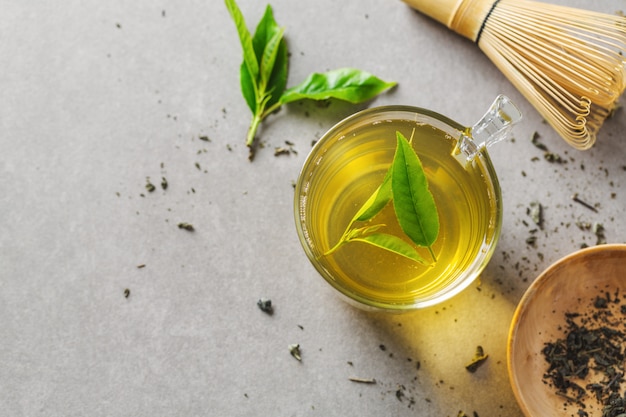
[224,0,396,159]
[325,131,439,264]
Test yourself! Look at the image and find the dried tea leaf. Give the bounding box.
[348,377,376,384]
[145,178,156,192]
[178,222,195,231]
[465,346,488,373]
[288,343,302,361]
[257,298,273,314]
[528,201,543,229]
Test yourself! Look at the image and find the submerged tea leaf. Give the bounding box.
[391,132,439,252]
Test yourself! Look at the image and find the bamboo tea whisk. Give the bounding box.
[403,0,626,149]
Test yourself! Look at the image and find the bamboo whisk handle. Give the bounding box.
[402,0,498,42]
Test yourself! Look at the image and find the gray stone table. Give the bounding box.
[1,0,624,416]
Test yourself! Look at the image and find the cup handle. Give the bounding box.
[460,95,523,160]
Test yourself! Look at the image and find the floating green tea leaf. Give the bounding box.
[353,233,428,264]
[324,130,440,264]
[391,131,439,260]
[352,167,392,223]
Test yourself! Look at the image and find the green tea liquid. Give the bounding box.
[304,119,500,308]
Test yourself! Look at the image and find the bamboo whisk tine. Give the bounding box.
[403,0,626,149]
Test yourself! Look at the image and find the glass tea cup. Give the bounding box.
[294,95,521,311]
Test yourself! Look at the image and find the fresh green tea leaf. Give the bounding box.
[353,167,392,223]
[251,5,288,108]
[251,5,279,62]
[324,130,440,264]
[239,62,257,113]
[225,0,395,158]
[224,0,259,86]
[352,224,384,237]
[391,132,439,249]
[265,38,288,108]
[259,27,285,92]
[279,68,397,105]
[353,233,428,264]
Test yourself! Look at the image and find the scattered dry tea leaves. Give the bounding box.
[530,131,566,163]
[542,290,626,415]
[274,140,297,156]
[530,131,548,151]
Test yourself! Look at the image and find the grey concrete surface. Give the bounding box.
[1,0,624,416]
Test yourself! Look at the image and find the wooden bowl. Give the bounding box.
[507,244,626,417]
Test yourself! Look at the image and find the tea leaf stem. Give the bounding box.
[323,235,347,257]
[428,245,437,263]
[247,113,262,146]
[323,223,385,257]
[247,90,274,146]
[323,225,429,265]
[260,101,282,119]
